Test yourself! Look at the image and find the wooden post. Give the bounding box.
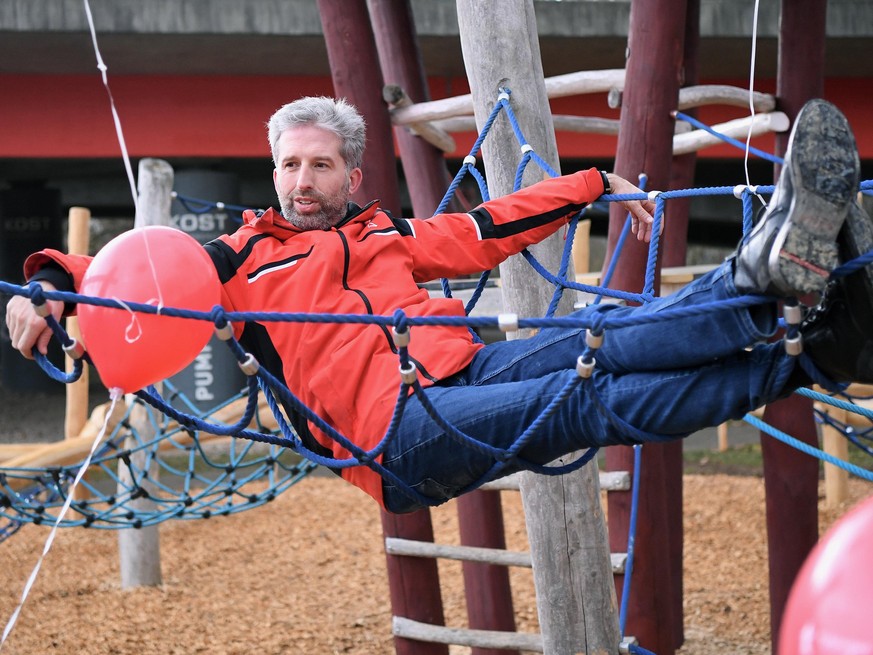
[64,207,91,441]
[819,404,849,508]
[717,424,729,452]
[457,2,620,653]
[117,157,172,589]
[761,2,828,650]
[64,207,92,502]
[602,1,688,653]
[317,3,447,652]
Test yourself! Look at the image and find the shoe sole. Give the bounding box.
[769,99,860,295]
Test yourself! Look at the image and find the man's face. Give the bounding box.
[273,124,362,230]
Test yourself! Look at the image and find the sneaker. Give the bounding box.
[734,99,860,297]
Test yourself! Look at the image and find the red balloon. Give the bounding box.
[78,226,220,394]
[779,494,873,654]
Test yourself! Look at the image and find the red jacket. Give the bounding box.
[25,167,605,505]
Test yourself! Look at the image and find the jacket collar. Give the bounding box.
[242,200,380,236]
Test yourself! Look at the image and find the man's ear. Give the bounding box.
[348,167,363,194]
[272,168,279,193]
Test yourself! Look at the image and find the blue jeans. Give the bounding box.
[382,261,793,513]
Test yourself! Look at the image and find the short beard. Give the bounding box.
[279,187,350,231]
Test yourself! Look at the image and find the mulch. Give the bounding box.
[0,471,870,655]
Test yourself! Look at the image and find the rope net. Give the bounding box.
[0,89,871,534]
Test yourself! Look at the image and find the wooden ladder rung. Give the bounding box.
[385,537,628,574]
[480,469,630,492]
[392,616,544,652]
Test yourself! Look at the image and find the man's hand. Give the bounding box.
[605,173,662,242]
[5,281,64,360]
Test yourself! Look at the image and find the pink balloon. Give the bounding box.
[78,226,220,394]
[779,494,873,654]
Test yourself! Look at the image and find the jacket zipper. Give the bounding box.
[336,230,437,382]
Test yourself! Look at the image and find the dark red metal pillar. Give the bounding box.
[660,1,701,649]
[763,2,828,651]
[380,511,449,655]
[317,2,447,654]
[603,0,688,653]
[317,0,402,215]
[456,491,518,655]
[367,0,453,218]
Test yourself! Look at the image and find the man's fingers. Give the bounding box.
[36,329,53,356]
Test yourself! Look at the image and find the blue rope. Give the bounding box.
[674,110,785,164]
[619,444,643,636]
[744,413,873,481]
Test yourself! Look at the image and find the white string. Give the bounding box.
[85,0,166,325]
[0,390,123,652]
[745,0,767,207]
[111,296,161,344]
[83,0,139,216]
[140,230,166,313]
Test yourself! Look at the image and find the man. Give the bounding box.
[6,97,872,513]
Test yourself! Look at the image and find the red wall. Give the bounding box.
[1,74,870,161]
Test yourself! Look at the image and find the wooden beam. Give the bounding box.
[391,74,775,128]
[118,157,174,589]
[456,2,620,653]
[383,85,456,153]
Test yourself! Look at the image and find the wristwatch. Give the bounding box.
[599,170,612,194]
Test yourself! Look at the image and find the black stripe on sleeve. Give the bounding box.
[468,202,588,240]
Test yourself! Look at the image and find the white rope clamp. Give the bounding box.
[238,353,260,376]
[214,322,234,341]
[497,313,519,333]
[783,303,803,355]
[784,335,803,356]
[576,355,596,379]
[31,294,51,318]
[497,90,510,102]
[399,361,417,385]
[647,190,663,202]
[463,155,477,167]
[585,330,604,350]
[62,338,85,360]
[783,303,802,326]
[733,184,758,199]
[392,326,411,348]
[520,144,533,154]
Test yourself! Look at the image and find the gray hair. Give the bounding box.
[267,96,366,171]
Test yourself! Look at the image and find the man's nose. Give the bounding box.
[296,166,314,189]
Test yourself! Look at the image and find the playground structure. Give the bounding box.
[1,1,873,654]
